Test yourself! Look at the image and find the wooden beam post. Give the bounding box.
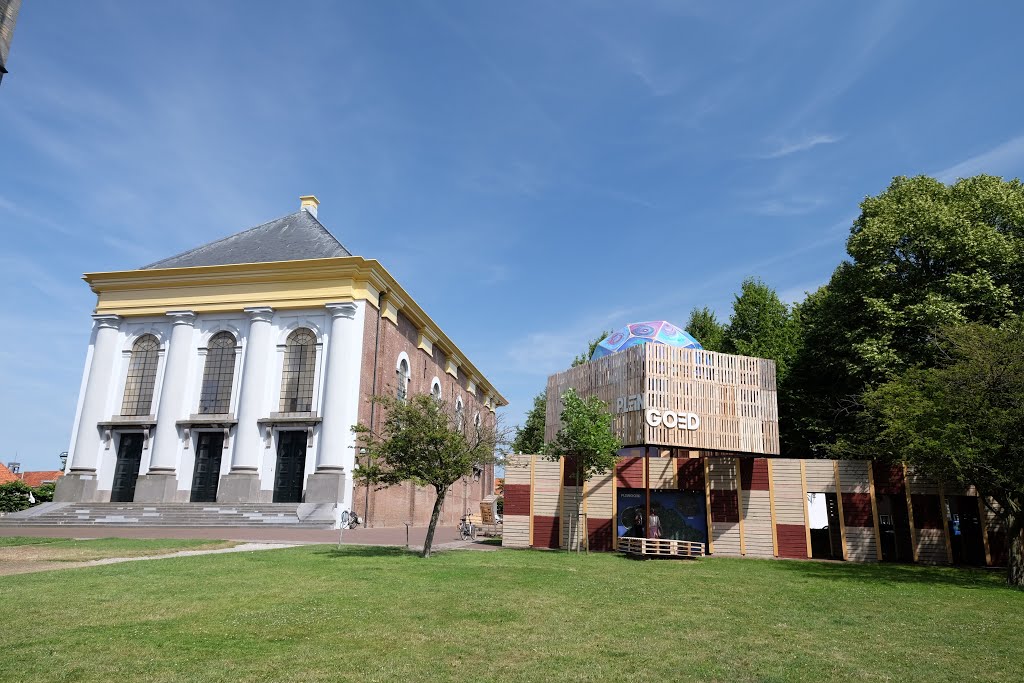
[938,485,953,565]
[735,457,746,556]
[704,457,714,555]
[800,459,811,558]
[767,459,779,558]
[904,463,919,563]
[528,455,535,547]
[833,461,848,561]
[867,461,883,561]
[978,496,993,566]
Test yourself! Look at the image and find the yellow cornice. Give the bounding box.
[83,256,508,406]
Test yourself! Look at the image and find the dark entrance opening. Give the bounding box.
[190,432,224,503]
[808,493,844,560]
[877,494,914,562]
[111,433,144,502]
[948,496,986,566]
[273,430,306,503]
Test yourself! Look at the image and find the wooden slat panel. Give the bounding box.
[837,461,870,493]
[586,470,615,518]
[776,523,808,559]
[771,459,806,526]
[741,489,773,557]
[532,458,562,518]
[804,460,836,492]
[845,526,878,563]
[503,484,531,516]
[915,529,948,564]
[503,516,530,548]
[712,525,742,556]
[503,454,533,485]
[906,466,940,495]
[649,457,676,489]
[561,486,584,550]
[546,344,779,455]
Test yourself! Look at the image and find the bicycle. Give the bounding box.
[458,514,477,541]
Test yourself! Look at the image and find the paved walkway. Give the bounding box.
[0,523,496,547]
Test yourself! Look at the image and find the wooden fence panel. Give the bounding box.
[804,460,837,492]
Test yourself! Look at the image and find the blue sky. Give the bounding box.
[3,1,1024,471]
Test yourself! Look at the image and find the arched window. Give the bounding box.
[455,397,465,431]
[199,332,237,414]
[396,358,410,401]
[121,334,160,416]
[279,328,317,413]
[431,378,442,401]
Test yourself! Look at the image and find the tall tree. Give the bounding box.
[787,174,1024,454]
[352,394,504,557]
[544,388,621,552]
[723,277,801,382]
[511,392,546,454]
[846,319,1024,586]
[685,307,726,352]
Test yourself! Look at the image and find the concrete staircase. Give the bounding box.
[0,502,335,528]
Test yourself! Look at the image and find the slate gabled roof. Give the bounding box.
[142,210,352,270]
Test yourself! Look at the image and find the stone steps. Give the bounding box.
[1,503,334,528]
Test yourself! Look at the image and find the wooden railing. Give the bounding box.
[618,536,705,558]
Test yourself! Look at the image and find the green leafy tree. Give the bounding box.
[511,392,546,454]
[571,330,612,367]
[845,320,1024,585]
[0,481,33,513]
[787,174,1024,454]
[352,394,505,557]
[544,388,621,552]
[723,277,801,382]
[685,307,726,352]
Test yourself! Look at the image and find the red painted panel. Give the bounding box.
[776,524,807,559]
[842,492,874,527]
[740,458,770,491]
[874,464,906,495]
[912,495,944,530]
[616,457,644,488]
[587,517,614,552]
[710,489,739,523]
[677,459,705,492]
[503,484,531,516]
[532,515,561,549]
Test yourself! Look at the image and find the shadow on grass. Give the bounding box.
[771,557,1011,590]
[313,545,423,560]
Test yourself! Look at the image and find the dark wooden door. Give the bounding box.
[111,433,144,502]
[273,431,306,503]
[190,432,224,503]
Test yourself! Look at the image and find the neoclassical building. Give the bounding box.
[56,197,505,525]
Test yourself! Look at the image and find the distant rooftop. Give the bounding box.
[143,199,352,270]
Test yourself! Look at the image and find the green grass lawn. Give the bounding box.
[0,545,1020,682]
[0,535,236,556]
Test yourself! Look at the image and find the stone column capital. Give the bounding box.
[91,314,122,331]
[326,301,358,319]
[244,306,275,324]
[166,310,196,326]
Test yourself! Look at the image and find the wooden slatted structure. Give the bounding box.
[545,344,779,456]
[618,536,705,558]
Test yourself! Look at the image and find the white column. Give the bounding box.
[55,315,122,502]
[133,310,195,502]
[147,310,196,473]
[306,301,362,504]
[218,306,273,502]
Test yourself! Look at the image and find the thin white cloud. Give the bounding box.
[759,134,842,159]
[934,134,1024,183]
[750,197,827,216]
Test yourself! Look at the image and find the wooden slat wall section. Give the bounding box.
[906,467,940,494]
[707,457,741,555]
[741,489,774,557]
[532,459,562,518]
[771,460,805,525]
[915,529,947,564]
[545,345,646,444]
[649,457,676,489]
[804,460,837,492]
[644,345,779,455]
[545,344,780,455]
[503,455,533,485]
[503,517,530,548]
[844,527,878,562]
[561,486,584,550]
[586,471,615,519]
[983,498,1009,566]
[837,461,870,493]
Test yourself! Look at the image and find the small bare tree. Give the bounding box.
[352,393,506,557]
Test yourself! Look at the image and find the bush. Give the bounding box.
[0,481,33,513]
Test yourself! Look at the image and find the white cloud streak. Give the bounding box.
[759,134,842,159]
[934,134,1024,183]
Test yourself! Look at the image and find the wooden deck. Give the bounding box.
[618,536,705,558]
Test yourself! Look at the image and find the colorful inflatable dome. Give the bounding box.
[591,321,702,361]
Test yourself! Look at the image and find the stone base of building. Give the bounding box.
[133,473,179,502]
[304,470,347,504]
[53,472,99,502]
[217,471,261,503]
